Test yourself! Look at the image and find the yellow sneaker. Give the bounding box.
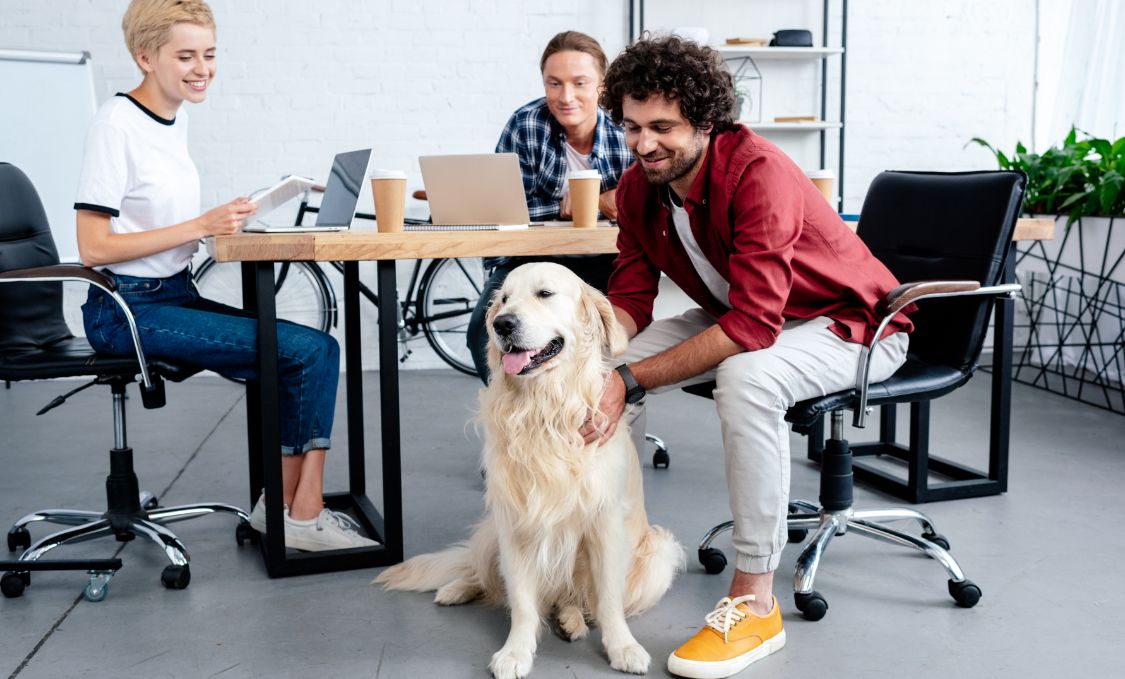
[667,595,785,679]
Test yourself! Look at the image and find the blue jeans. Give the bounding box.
[83,268,340,455]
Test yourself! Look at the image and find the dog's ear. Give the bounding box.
[582,283,627,357]
[484,286,505,375]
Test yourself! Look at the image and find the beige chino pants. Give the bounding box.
[624,309,908,574]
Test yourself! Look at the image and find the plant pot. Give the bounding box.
[1013,214,1125,411]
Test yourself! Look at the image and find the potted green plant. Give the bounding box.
[969,127,1125,226]
[969,128,1125,411]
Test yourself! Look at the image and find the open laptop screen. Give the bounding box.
[419,153,531,227]
[315,148,371,227]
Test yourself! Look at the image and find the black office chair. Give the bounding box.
[687,170,1026,620]
[0,162,255,602]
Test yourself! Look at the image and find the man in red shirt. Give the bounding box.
[583,36,913,678]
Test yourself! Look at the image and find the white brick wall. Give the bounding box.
[4,0,628,212]
[842,0,1035,208]
[1,0,1035,211]
[2,0,1037,370]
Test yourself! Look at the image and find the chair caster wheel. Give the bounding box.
[7,527,31,553]
[161,564,191,590]
[698,547,727,574]
[84,572,113,602]
[787,528,808,544]
[235,521,259,546]
[142,496,160,511]
[948,579,981,608]
[795,591,828,621]
[923,531,950,550]
[83,581,108,602]
[652,449,670,469]
[1,571,29,598]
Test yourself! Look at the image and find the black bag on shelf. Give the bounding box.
[769,29,813,47]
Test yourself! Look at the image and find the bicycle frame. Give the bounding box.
[293,200,486,370]
[321,260,420,334]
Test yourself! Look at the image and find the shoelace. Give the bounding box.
[703,595,758,642]
[315,508,364,535]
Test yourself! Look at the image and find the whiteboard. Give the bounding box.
[0,48,97,263]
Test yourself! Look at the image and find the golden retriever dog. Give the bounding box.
[376,263,684,679]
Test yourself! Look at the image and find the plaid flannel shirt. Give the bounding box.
[495,97,634,221]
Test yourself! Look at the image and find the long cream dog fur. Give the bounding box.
[375,263,684,679]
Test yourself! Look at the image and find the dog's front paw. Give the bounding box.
[607,641,650,675]
[434,577,479,606]
[556,606,589,641]
[490,645,535,679]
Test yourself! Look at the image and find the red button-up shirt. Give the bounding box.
[608,125,912,351]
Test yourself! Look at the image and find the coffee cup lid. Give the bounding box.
[568,169,601,180]
[805,168,834,179]
[369,169,407,179]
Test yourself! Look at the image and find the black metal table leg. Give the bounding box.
[243,259,399,577]
[375,260,403,563]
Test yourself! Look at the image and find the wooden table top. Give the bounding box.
[1012,217,1055,241]
[210,224,619,262]
[210,218,1053,263]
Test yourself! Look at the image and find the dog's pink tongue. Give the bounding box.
[501,350,533,375]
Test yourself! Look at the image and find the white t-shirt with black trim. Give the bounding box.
[74,93,200,278]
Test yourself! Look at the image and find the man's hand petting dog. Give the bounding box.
[582,371,626,445]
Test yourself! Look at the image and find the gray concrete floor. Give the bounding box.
[1,370,1123,679]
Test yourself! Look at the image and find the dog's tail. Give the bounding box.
[373,544,472,592]
[624,524,686,616]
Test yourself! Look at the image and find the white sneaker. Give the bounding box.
[247,491,281,534]
[283,508,380,551]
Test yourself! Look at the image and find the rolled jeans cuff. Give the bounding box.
[736,551,783,574]
[282,438,331,456]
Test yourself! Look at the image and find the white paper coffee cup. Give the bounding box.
[568,170,601,228]
[805,169,835,206]
[370,169,407,232]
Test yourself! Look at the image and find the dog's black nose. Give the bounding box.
[493,313,519,337]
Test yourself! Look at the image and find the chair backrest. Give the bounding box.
[857,170,1026,372]
[0,162,73,352]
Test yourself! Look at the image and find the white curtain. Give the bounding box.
[1041,0,1125,145]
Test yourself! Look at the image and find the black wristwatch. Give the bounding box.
[615,364,646,405]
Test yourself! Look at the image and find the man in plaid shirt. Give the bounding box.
[496,88,634,222]
[466,30,634,382]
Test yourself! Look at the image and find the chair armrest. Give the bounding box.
[878,280,980,316]
[853,281,1022,427]
[0,263,158,393]
[0,263,116,292]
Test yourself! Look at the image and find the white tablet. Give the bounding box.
[248,175,316,216]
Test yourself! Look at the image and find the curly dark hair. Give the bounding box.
[600,35,736,134]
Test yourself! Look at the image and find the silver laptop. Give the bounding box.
[244,148,372,233]
[416,153,531,230]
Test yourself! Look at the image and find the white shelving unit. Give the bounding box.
[749,121,842,131]
[714,45,843,59]
[721,46,842,126]
[628,0,849,210]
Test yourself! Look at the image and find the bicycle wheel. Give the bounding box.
[193,258,337,333]
[417,257,486,376]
